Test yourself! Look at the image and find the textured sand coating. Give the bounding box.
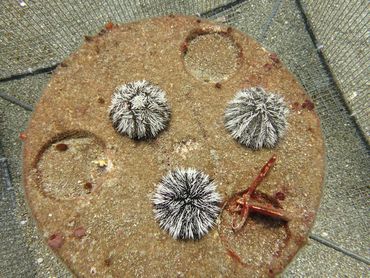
[23,15,325,277]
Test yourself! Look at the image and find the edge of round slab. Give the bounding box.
[22,15,325,277]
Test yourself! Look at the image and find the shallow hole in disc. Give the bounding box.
[183,31,241,83]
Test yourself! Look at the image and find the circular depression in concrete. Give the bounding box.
[35,132,108,200]
[183,30,242,83]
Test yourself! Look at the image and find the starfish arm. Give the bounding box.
[232,205,250,231]
[249,204,290,222]
[241,154,277,196]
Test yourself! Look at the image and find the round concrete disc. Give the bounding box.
[23,15,325,277]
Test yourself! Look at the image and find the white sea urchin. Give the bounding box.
[152,168,221,240]
[109,80,171,139]
[224,87,289,149]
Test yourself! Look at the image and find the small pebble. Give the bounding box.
[269,52,280,63]
[93,159,108,167]
[301,99,315,111]
[84,35,93,42]
[292,102,300,111]
[104,258,112,267]
[90,267,97,275]
[215,82,222,89]
[263,63,273,70]
[98,97,105,104]
[48,233,64,249]
[73,226,86,238]
[19,132,27,140]
[36,257,43,264]
[84,182,93,191]
[105,22,114,30]
[55,143,68,152]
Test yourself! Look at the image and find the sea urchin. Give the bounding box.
[224,87,289,149]
[109,80,171,139]
[152,168,221,240]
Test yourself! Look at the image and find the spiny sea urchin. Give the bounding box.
[224,87,289,149]
[152,168,221,240]
[109,80,171,139]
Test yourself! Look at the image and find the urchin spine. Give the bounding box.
[224,87,289,149]
[152,168,221,240]
[109,80,171,139]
